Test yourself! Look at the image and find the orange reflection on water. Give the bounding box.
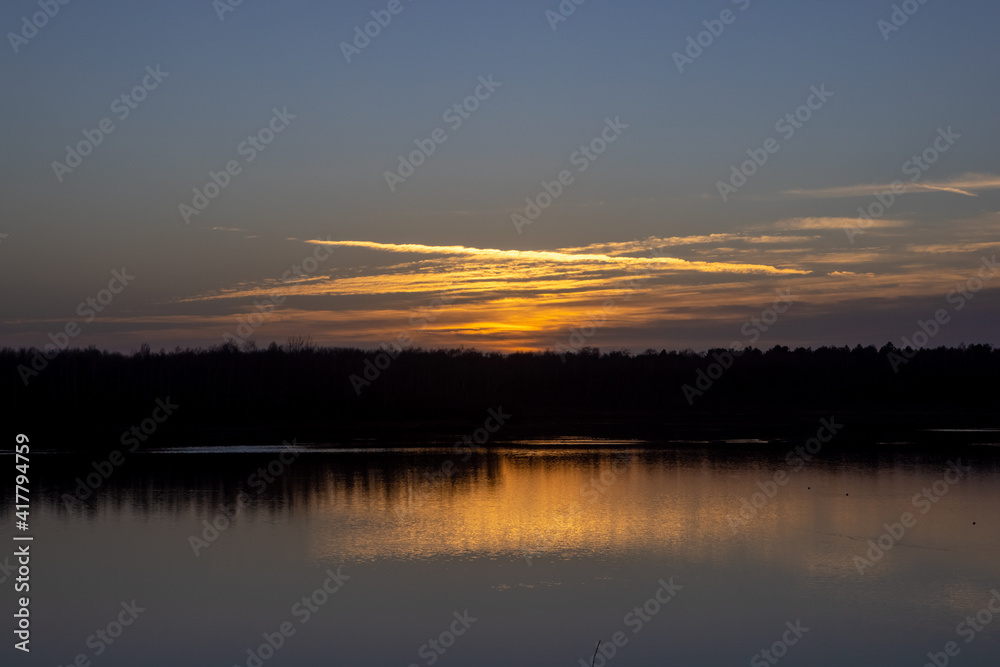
[305,451,772,562]
[304,449,1000,605]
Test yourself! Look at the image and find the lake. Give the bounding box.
[5,438,1000,666]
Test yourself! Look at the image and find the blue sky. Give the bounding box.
[2,0,998,351]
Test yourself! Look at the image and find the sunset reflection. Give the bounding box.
[301,449,1000,602]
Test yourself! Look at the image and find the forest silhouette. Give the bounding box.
[6,341,997,450]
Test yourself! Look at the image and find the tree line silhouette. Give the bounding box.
[5,341,997,449]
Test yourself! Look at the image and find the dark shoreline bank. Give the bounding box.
[16,410,1000,453]
[7,343,997,452]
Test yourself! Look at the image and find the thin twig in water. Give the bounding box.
[591,640,601,667]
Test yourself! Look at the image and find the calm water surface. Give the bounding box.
[4,442,1000,666]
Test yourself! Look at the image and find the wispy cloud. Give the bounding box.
[780,173,1000,199]
[307,240,810,275]
[149,219,997,352]
[910,183,977,197]
[556,234,818,255]
[906,241,1000,254]
[829,271,876,278]
[769,217,909,231]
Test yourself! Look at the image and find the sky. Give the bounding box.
[1,0,998,353]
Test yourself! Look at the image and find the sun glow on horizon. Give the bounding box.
[117,216,994,352]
